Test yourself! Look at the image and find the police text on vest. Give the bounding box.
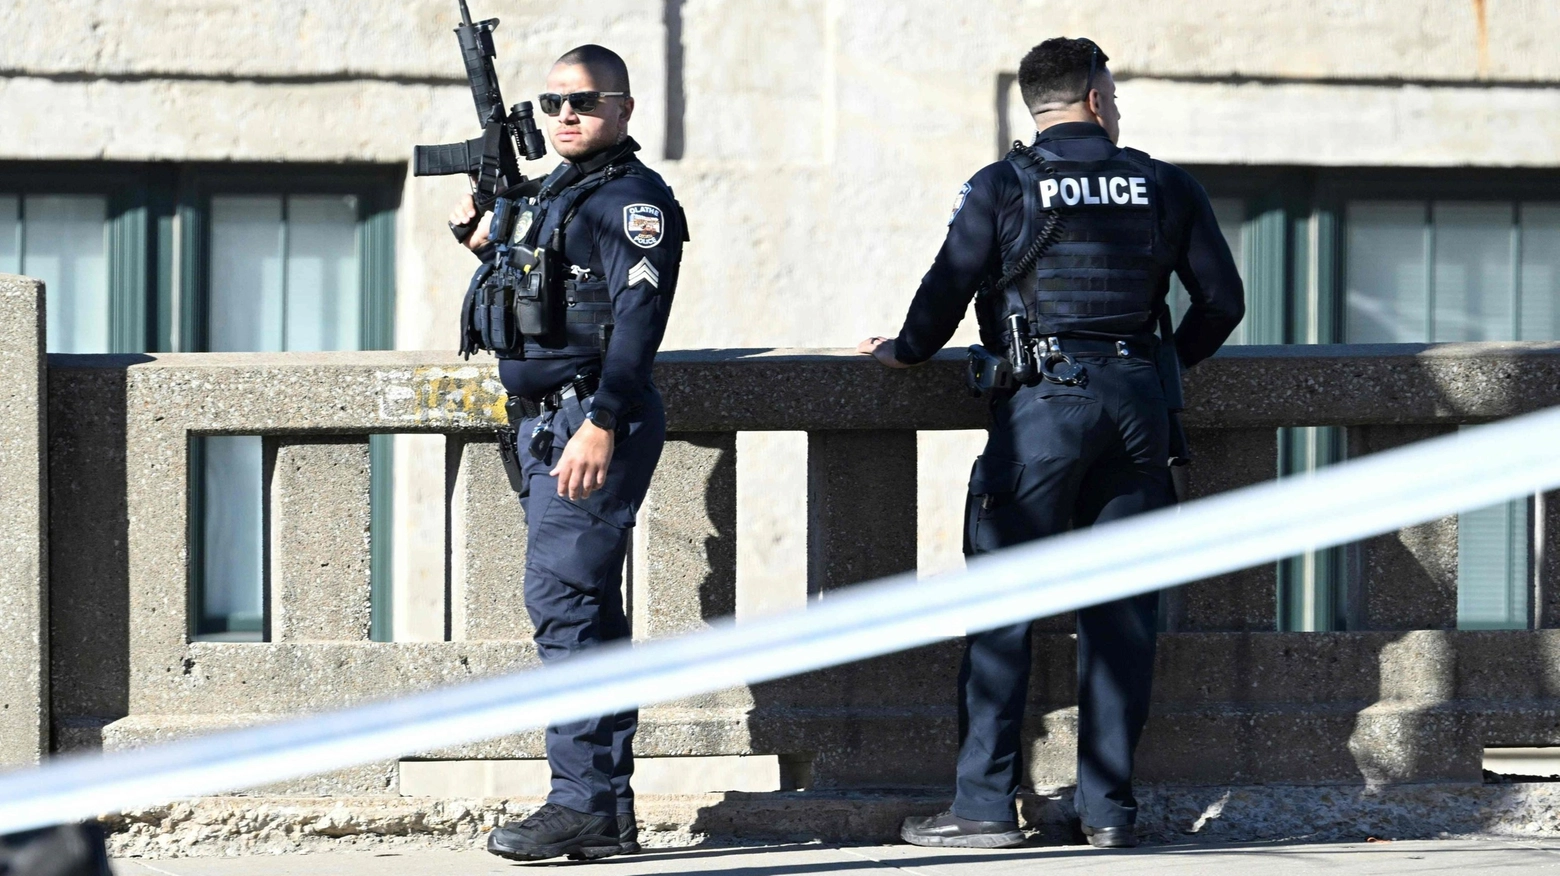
[1039,176,1149,209]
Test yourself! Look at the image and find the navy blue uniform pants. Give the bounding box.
[516,386,665,817]
[956,354,1174,828]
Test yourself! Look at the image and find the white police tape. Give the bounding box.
[4,406,1560,834]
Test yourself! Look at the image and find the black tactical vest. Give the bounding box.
[991,143,1177,340]
[517,165,630,359]
[460,162,635,360]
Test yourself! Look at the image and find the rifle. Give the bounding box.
[414,0,548,243]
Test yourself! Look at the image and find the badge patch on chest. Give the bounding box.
[624,204,665,248]
[509,208,535,245]
[948,183,972,226]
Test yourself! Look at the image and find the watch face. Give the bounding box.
[590,408,616,430]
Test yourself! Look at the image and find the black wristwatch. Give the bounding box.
[587,405,617,432]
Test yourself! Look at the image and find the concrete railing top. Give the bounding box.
[48,342,1560,433]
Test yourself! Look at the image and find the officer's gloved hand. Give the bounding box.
[857,336,911,369]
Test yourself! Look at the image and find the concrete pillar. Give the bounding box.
[807,431,917,595]
[0,275,47,764]
[1170,428,1280,631]
[1349,425,1459,630]
[47,364,131,753]
[1541,490,1560,629]
[637,433,737,638]
[267,437,373,642]
[448,437,533,642]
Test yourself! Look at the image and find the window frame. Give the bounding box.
[1,159,402,642]
[1183,166,1560,632]
[0,162,177,354]
[173,163,400,355]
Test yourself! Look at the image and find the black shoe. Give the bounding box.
[486,802,621,861]
[1081,824,1138,849]
[615,813,640,855]
[901,810,1026,849]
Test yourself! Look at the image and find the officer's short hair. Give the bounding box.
[554,44,632,95]
[1018,37,1110,113]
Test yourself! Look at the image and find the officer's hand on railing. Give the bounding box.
[857,336,911,369]
[449,194,493,251]
[551,421,615,501]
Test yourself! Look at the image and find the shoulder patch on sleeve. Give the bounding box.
[623,204,666,248]
[947,183,972,226]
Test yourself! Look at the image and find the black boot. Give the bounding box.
[901,810,1025,849]
[615,813,640,855]
[486,802,621,861]
[1081,823,1138,849]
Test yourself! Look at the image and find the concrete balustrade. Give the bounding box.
[12,274,1560,843]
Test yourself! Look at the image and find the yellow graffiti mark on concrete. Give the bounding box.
[410,366,508,425]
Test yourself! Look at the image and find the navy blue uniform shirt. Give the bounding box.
[892,122,1244,368]
[485,139,685,421]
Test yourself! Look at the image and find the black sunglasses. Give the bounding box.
[538,91,629,116]
[1030,41,1103,114]
[1079,41,1100,104]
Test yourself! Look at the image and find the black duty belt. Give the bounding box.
[1047,336,1156,360]
[507,373,600,421]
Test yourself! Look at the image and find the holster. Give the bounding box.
[495,427,527,495]
[966,344,1014,398]
[494,396,532,496]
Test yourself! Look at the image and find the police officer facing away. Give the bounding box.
[860,38,1244,849]
[450,45,687,862]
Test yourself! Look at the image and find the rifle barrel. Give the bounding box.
[458,0,473,27]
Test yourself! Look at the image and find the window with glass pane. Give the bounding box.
[1520,205,1560,341]
[1345,199,1557,629]
[0,194,111,353]
[197,193,364,639]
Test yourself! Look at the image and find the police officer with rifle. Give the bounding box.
[859,37,1244,850]
[418,7,687,862]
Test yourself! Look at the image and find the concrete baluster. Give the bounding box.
[1171,428,1281,632]
[0,275,47,764]
[447,437,533,642]
[806,431,918,595]
[636,433,738,638]
[268,437,373,642]
[1348,425,1459,630]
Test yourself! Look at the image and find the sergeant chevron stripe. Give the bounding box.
[627,257,659,288]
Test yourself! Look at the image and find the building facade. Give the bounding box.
[4,0,1558,644]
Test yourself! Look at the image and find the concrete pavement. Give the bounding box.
[113,838,1560,875]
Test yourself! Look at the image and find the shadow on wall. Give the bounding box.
[46,355,150,754]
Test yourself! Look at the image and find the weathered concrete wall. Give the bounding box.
[2,0,1557,355]
[0,275,47,766]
